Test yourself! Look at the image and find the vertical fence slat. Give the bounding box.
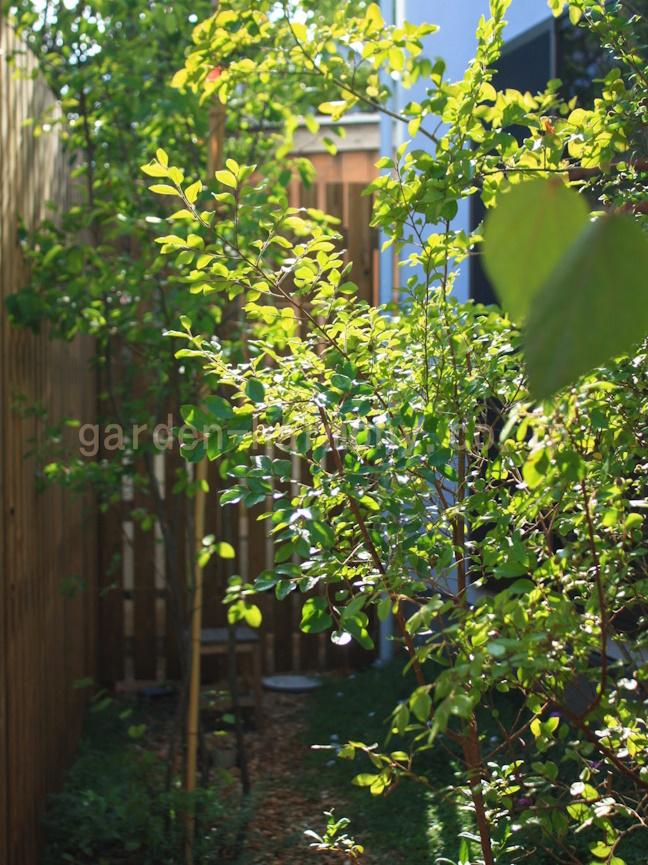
[347,184,376,305]
[98,491,125,684]
[0,17,98,864]
[133,464,157,681]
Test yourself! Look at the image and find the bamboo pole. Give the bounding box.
[185,40,226,857]
[185,453,208,856]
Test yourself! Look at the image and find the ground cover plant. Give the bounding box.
[142,1,648,863]
[41,695,249,865]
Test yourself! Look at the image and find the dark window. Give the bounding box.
[470,21,554,306]
[469,14,616,307]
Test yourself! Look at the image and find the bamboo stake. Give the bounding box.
[185,453,208,857]
[185,28,226,854]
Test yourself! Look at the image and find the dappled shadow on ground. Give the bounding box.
[302,665,466,865]
[221,689,366,864]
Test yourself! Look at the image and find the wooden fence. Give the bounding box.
[0,15,98,865]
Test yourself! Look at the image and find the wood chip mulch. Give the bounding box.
[217,689,371,865]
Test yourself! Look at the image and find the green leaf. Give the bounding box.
[545,715,559,734]
[571,781,599,801]
[487,640,507,658]
[227,599,245,624]
[525,215,648,398]
[141,163,169,177]
[243,603,262,628]
[181,404,211,429]
[388,46,404,72]
[149,184,180,196]
[43,244,63,266]
[245,378,265,403]
[171,68,188,88]
[589,842,612,860]
[522,447,551,488]
[220,486,245,505]
[295,430,310,454]
[569,5,583,25]
[300,597,333,634]
[352,773,378,787]
[266,404,283,425]
[204,394,234,420]
[448,694,473,718]
[365,2,384,30]
[377,597,392,622]
[548,1,566,17]
[214,541,235,559]
[291,21,307,42]
[408,117,421,137]
[331,373,352,391]
[182,439,206,463]
[343,617,374,650]
[253,573,278,592]
[169,209,195,220]
[567,802,590,821]
[215,170,237,188]
[276,580,295,601]
[625,513,643,531]
[410,688,431,722]
[482,179,589,322]
[307,519,335,549]
[185,180,202,204]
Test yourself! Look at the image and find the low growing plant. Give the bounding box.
[42,701,247,865]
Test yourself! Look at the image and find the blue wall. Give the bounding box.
[379,0,552,303]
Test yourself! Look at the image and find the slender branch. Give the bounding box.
[577,476,608,721]
[317,405,426,685]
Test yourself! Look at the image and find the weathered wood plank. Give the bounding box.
[347,184,376,306]
[133,460,158,681]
